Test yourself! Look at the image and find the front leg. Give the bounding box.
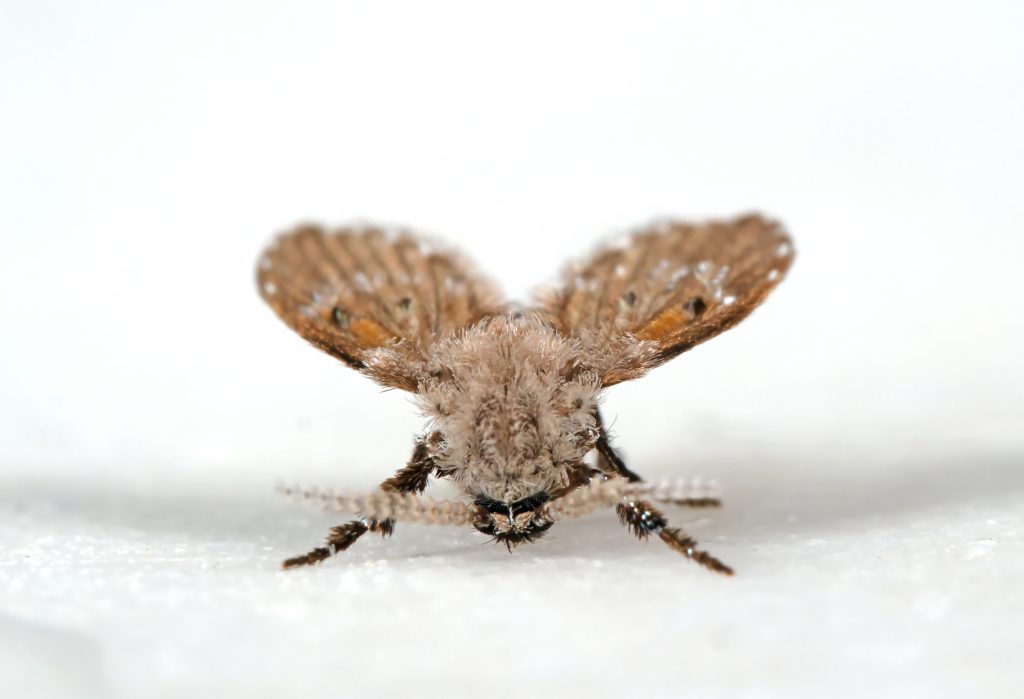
[616,499,733,576]
[282,435,439,569]
[594,408,643,482]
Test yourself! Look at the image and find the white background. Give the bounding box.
[1,2,1022,698]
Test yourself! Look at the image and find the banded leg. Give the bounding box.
[280,520,372,568]
[282,436,438,569]
[594,408,643,483]
[654,494,723,509]
[616,499,733,575]
[595,411,722,510]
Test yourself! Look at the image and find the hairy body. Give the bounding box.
[420,314,600,502]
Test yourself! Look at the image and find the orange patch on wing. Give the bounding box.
[349,318,395,347]
[634,308,687,341]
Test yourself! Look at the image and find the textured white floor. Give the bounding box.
[4,437,1022,699]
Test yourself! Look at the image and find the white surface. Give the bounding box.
[2,2,1023,698]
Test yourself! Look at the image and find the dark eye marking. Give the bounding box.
[474,495,507,515]
[510,492,550,515]
[683,296,707,318]
[474,491,550,516]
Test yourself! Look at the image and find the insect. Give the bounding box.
[257,214,794,574]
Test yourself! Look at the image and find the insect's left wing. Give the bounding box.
[257,224,504,391]
[535,213,794,386]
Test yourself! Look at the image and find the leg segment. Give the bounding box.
[654,495,722,509]
[281,435,438,569]
[616,499,733,575]
[282,521,369,569]
[363,439,435,536]
[380,440,435,493]
[594,408,643,483]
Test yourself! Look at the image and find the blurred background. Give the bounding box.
[1,2,1021,698]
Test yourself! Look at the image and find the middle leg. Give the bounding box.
[282,434,439,569]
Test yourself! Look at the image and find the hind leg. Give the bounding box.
[616,498,733,575]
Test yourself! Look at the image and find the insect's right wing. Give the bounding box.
[257,224,505,391]
[535,214,794,386]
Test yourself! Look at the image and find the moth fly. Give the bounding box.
[258,214,794,574]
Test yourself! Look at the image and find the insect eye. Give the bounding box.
[474,492,550,517]
[474,495,508,515]
[509,492,550,515]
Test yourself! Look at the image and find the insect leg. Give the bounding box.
[366,436,439,537]
[281,435,439,569]
[594,408,643,482]
[379,437,437,494]
[282,521,369,568]
[652,494,722,509]
[615,499,733,575]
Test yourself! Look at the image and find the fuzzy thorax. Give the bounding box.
[416,314,602,503]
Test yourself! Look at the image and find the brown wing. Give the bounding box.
[536,213,794,386]
[257,223,504,390]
